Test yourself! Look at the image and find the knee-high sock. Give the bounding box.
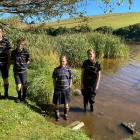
[64,107,69,116]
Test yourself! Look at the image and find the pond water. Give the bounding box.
[52,43,140,140]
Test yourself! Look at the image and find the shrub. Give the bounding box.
[45,25,92,36]
[94,26,113,34]
[28,52,58,105]
[113,23,140,41]
[71,24,92,33]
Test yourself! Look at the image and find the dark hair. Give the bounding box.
[17,37,25,45]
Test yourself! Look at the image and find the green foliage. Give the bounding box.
[28,61,54,105]
[41,25,92,36]
[52,32,129,67]
[113,23,140,41]
[94,26,113,34]
[52,33,91,66]
[72,69,81,87]
[124,132,140,140]
[70,25,92,33]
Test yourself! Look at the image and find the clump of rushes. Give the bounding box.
[52,32,129,67]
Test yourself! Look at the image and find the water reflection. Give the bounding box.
[101,58,127,74]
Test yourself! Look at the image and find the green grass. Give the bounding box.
[124,132,140,140]
[36,12,140,29]
[0,100,90,140]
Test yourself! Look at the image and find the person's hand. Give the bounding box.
[95,85,99,90]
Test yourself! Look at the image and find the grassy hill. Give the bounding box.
[43,12,140,29]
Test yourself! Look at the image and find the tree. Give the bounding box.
[97,0,133,13]
[0,0,83,22]
[0,0,133,22]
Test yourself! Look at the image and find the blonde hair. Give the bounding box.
[87,48,95,54]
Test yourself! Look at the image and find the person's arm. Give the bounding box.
[69,68,73,88]
[81,68,84,90]
[26,50,30,64]
[7,50,11,69]
[69,79,72,88]
[10,50,14,65]
[7,40,12,69]
[52,69,57,87]
[53,78,56,87]
[95,71,101,90]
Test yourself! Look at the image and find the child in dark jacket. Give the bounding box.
[11,37,30,103]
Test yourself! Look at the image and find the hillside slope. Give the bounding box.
[45,12,140,29]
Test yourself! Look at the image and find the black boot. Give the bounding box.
[3,84,9,99]
[15,90,21,103]
[84,103,87,112]
[83,98,87,112]
[90,104,94,112]
[64,108,69,120]
[21,86,27,102]
[55,109,60,121]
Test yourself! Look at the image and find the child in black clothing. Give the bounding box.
[0,26,11,99]
[81,49,101,112]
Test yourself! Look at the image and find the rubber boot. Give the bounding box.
[15,90,21,103]
[90,104,94,112]
[21,86,27,102]
[84,103,87,112]
[3,84,9,99]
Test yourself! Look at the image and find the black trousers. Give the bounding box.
[82,87,96,105]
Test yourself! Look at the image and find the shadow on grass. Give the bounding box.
[26,102,42,114]
[8,96,17,100]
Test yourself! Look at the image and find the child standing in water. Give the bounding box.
[81,49,101,112]
[52,55,72,121]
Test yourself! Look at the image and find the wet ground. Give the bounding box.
[51,43,140,140]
